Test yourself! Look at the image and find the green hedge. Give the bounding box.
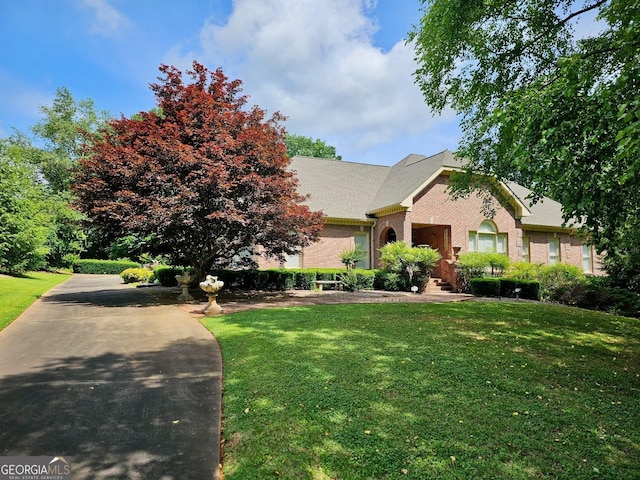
[211,269,296,291]
[471,277,540,299]
[151,267,377,292]
[500,279,541,300]
[354,270,375,290]
[470,278,501,297]
[205,268,374,292]
[546,276,640,317]
[73,259,141,274]
[153,266,181,287]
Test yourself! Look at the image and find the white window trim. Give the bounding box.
[582,245,593,273]
[549,238,560,265]
[354,232,370,269]
[284,250,302,269]
[522,235,530,262]
[468,221,507,254]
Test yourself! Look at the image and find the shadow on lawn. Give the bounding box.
[0,339,219,480]
[211,303,640,479]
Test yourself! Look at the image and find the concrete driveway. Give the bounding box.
[0,274,222,479]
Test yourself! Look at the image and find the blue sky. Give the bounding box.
[0,0,462,166]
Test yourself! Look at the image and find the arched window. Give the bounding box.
[382,228,396,245]
[468,221,507,254]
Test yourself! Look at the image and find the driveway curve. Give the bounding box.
[0,274,221,480]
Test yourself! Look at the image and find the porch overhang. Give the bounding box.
[323,216,376,227]
[365,204,409,217]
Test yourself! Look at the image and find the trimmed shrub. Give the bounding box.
[470,277,501,297]
[337,269,376,292]
[268,270,296,290]
[517,280,541,300]
[374,271,409,292]
[198,268,376,292]
[73,259,140,274]
[120,268,153,284]
[154,266,180,287]
[373,270,387,290]
[256,270,270,290]
[499,278,519,298]
[499,278,540,300]
[294,270,317,290]
[356,270,375,290]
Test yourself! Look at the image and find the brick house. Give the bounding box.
[257,150,603,285]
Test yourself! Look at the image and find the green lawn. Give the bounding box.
[0,271,71,331]
[202,301,640,480]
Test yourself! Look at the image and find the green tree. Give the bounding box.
[410,0,640,285]
[285,133,341,159]
[0,135,85,272]
[74,62,323,280]
[340,245,366,272]
[31,87,110,192]
[0,138,53,273]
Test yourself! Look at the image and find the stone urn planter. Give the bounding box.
[175,272,195,302]
[199,275,224,315]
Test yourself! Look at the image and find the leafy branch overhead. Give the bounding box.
[410,0,640,281]
[285,134,341,160]
[73,62,323,279]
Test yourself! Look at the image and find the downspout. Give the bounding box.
[370,220,377,270]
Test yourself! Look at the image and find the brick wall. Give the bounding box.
[257,173,604,274]
[525,230,604,274]
[255,223,373,269]
[412,176,522,258]
[301,223,369,269]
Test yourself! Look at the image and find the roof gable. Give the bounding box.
[367,150,464,214]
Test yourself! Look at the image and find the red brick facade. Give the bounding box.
[256,170,603,276]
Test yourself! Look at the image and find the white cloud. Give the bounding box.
[167,0,446,157]
[80,0,130,37]
[0,72,53,135]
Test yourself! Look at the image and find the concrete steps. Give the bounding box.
[427,277,453,293]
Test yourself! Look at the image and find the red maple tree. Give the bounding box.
[73,62,323,278]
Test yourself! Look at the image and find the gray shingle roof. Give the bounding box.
[507,182,574,228]
[290,151,572,229]
[289,156,389,221]
[367,150,465,213]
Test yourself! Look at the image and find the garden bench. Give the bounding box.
[314,280,344,291]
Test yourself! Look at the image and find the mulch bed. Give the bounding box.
[145,287,475,317]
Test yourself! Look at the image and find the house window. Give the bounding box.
[383,228,396,245]
[522,236,530,262]
[285,251,302,268]
[582,245,593,272]
[354,232,370,269]
[468,220,507,254]
[549,238,560,265]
